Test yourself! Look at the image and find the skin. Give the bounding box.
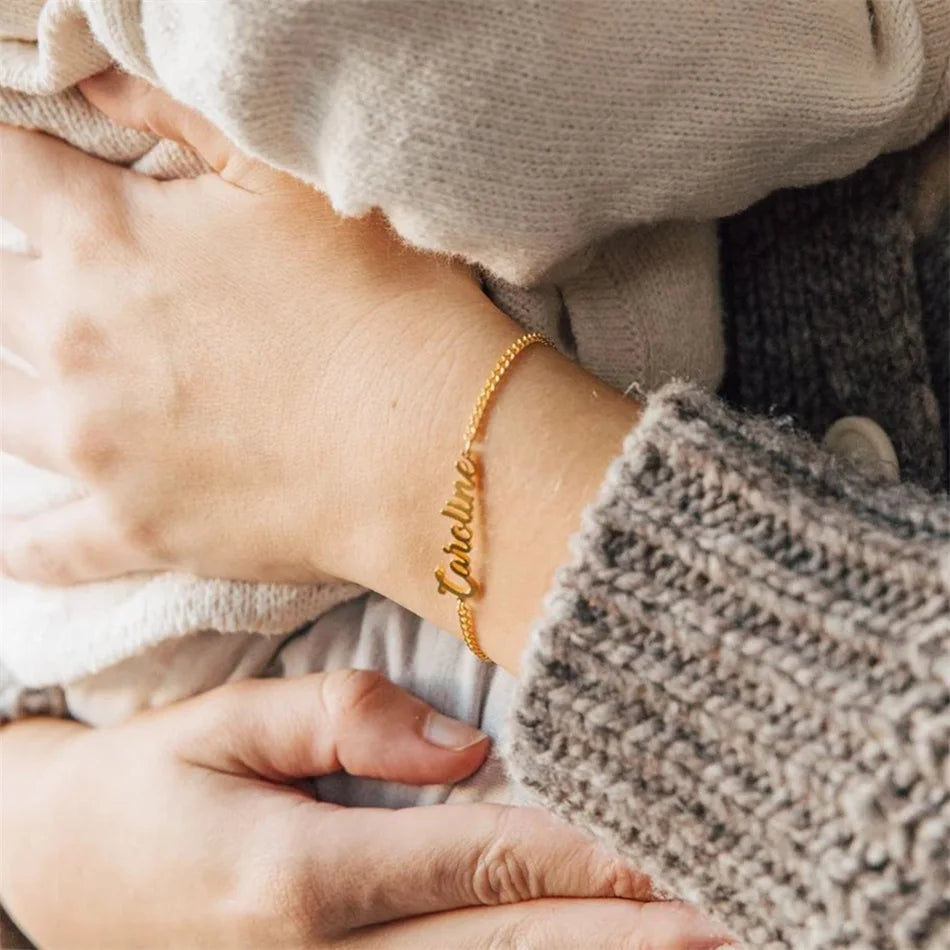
[1,671,731,949]
[0,71,641,672]
[0,74,734,947]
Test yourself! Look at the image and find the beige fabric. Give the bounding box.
[12,0,945,282]
[0,0,946,693]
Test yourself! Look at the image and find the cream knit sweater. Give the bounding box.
[1,0,947,693]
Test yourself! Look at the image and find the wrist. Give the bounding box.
[340,292,521,614]
[351,300,640,673]
[465,345,640,671]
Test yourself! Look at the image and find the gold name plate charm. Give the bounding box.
[434,333,550,662]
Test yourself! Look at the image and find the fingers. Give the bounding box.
[0,123,115,239]
[299,802,658,934]
[0,498,161,586]
[0,362,55,468]
[173,670,490,786]
[178,673,676,936]
[80,70,229,168]
[1,251,44,368]
[349,898,736,950]
[79,69,266,187]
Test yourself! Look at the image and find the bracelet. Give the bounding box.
[434,332,551,661]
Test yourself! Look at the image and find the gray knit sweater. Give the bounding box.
[507,140,950,949]
[508,384,949,950]
[2,68,946,950]
[2,146,946,950]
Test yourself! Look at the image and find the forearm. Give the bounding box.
[344,297,639,673]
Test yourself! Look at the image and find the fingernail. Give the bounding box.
[423,711,488,750]
[662,904,738,949]
[687,928,740,949]
[689,936,741,949]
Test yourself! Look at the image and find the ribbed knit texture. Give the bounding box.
[719,139,947,492]
[916,204,950,483]
[508,382,950,950]
[7,0,942,281]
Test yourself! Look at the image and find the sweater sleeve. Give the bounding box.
[8,0,943,285]
[506,383,950,950]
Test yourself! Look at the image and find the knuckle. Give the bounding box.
[60,413,117,477]
[66,533,114,580]
[253,864,320,945]
[58,194,139,274]
[468,807,542,905]
[583,852,655,902]
[320,668,391,725]
[227,844,325,947]
[115,509,168,563]
[69,181,127,243]
[49,314,109,377]
[62,205,120,266]
[11,537,73,586]
[64,226,102,268]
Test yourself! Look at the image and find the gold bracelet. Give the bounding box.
[434,332,551,661]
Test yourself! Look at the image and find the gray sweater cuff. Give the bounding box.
[507,382,949,949]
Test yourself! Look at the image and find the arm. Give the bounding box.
[349,320,950,948]
[2,86,947,947]
[502,384,950,949]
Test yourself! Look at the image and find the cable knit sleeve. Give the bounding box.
[506,383,950,950]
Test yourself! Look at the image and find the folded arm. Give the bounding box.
[1,78,947,948]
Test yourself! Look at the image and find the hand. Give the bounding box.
[0,70,515,588]
[0,671,729,949]
[0,72,641,672]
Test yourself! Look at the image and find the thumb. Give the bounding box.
[170,670,490,786]
[78,68,270,188]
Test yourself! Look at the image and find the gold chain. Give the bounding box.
[458,600,489,662]
[462,333,549,454]
[434,332,550,661]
